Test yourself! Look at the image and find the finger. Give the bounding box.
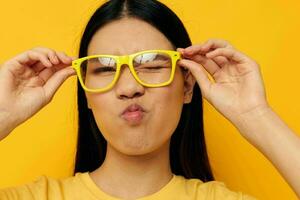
[28,49,58,66]
[32,50,74,82]
[184,39,233,56]
[206,48,249,63]
[179,48,228,68]
[199,39,233,52]
[33,47,60,65]
[182,44,203,55]
[56,51,73,65]
[71,56,78,61]
[177,59,212,97]
[177,48,185,54]
[37,59,74,83]
[15,50,52,67]
[184,54,220,76]
[177,49,197,59]
[43,66,76,102]
[31,61,48,73]
[211,56,229,67]
[31,61,72,76]
[176,48,185,57]
[187,53,230,68]
[38,67,57,84]
[31,63,75,88]
[32,48,74,66]
[31,51,73,74]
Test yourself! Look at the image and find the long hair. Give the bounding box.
[75,0,214,182]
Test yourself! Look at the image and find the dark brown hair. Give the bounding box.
[75,0,214,182]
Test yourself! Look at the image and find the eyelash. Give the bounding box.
[92,66,166,74]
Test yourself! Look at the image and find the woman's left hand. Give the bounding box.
[177,39,270,126]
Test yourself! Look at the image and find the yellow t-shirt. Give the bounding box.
[0,172,257,200]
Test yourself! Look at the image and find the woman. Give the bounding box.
[0,0,299,199]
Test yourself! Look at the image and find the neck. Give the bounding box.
[89,139,173,199]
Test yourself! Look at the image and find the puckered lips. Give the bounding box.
[120,103,146,124]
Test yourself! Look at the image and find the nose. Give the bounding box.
[114,64,145,99]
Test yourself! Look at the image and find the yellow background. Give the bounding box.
[0,0,299,199]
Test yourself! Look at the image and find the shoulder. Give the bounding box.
[0,172,87,200]
[0,175,50,200]
[174,175,258,200]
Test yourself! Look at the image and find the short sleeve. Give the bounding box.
[0,176,49,200]
[205,181,258,200]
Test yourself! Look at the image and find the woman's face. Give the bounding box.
[86,17,195,155]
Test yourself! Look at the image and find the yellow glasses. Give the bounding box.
[72,50,181,93]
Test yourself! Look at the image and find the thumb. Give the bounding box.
[43,66,76,101]
[178,59,212,98]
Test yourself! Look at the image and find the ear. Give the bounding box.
[182,69,196,104]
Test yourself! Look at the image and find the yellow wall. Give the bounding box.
[0,0,299,199]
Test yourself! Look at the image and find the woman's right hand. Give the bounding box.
[0,47,76,138]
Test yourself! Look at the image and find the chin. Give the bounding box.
[112,135,170,157]
[120,139,155,156]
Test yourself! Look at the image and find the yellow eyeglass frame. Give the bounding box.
[72,49,182,93]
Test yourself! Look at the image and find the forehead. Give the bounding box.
[87,17,174,56]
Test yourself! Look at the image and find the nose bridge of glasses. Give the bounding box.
[115,61,141,87]
[119,55,130,65]
[118,55,134,73]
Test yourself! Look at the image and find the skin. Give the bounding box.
[178,40,300,198]
[0,15,299,200]
[86,17,195,199]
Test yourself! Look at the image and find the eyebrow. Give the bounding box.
[88,49,170,56]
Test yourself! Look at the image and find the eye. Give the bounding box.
[145,66,165,70]
[93,67,116,74]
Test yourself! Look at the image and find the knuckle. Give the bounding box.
[47,49,56,56]
[27,50,37,56]
[29,49,43,56]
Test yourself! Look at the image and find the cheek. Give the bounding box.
[86,93,115,135]
[152,71,185,136]
[85,70,185,153]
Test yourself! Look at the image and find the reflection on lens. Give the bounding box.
[133,52,172,84]
[80,56,117,90]
[134,53,158,64]
[79,52,173,90]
